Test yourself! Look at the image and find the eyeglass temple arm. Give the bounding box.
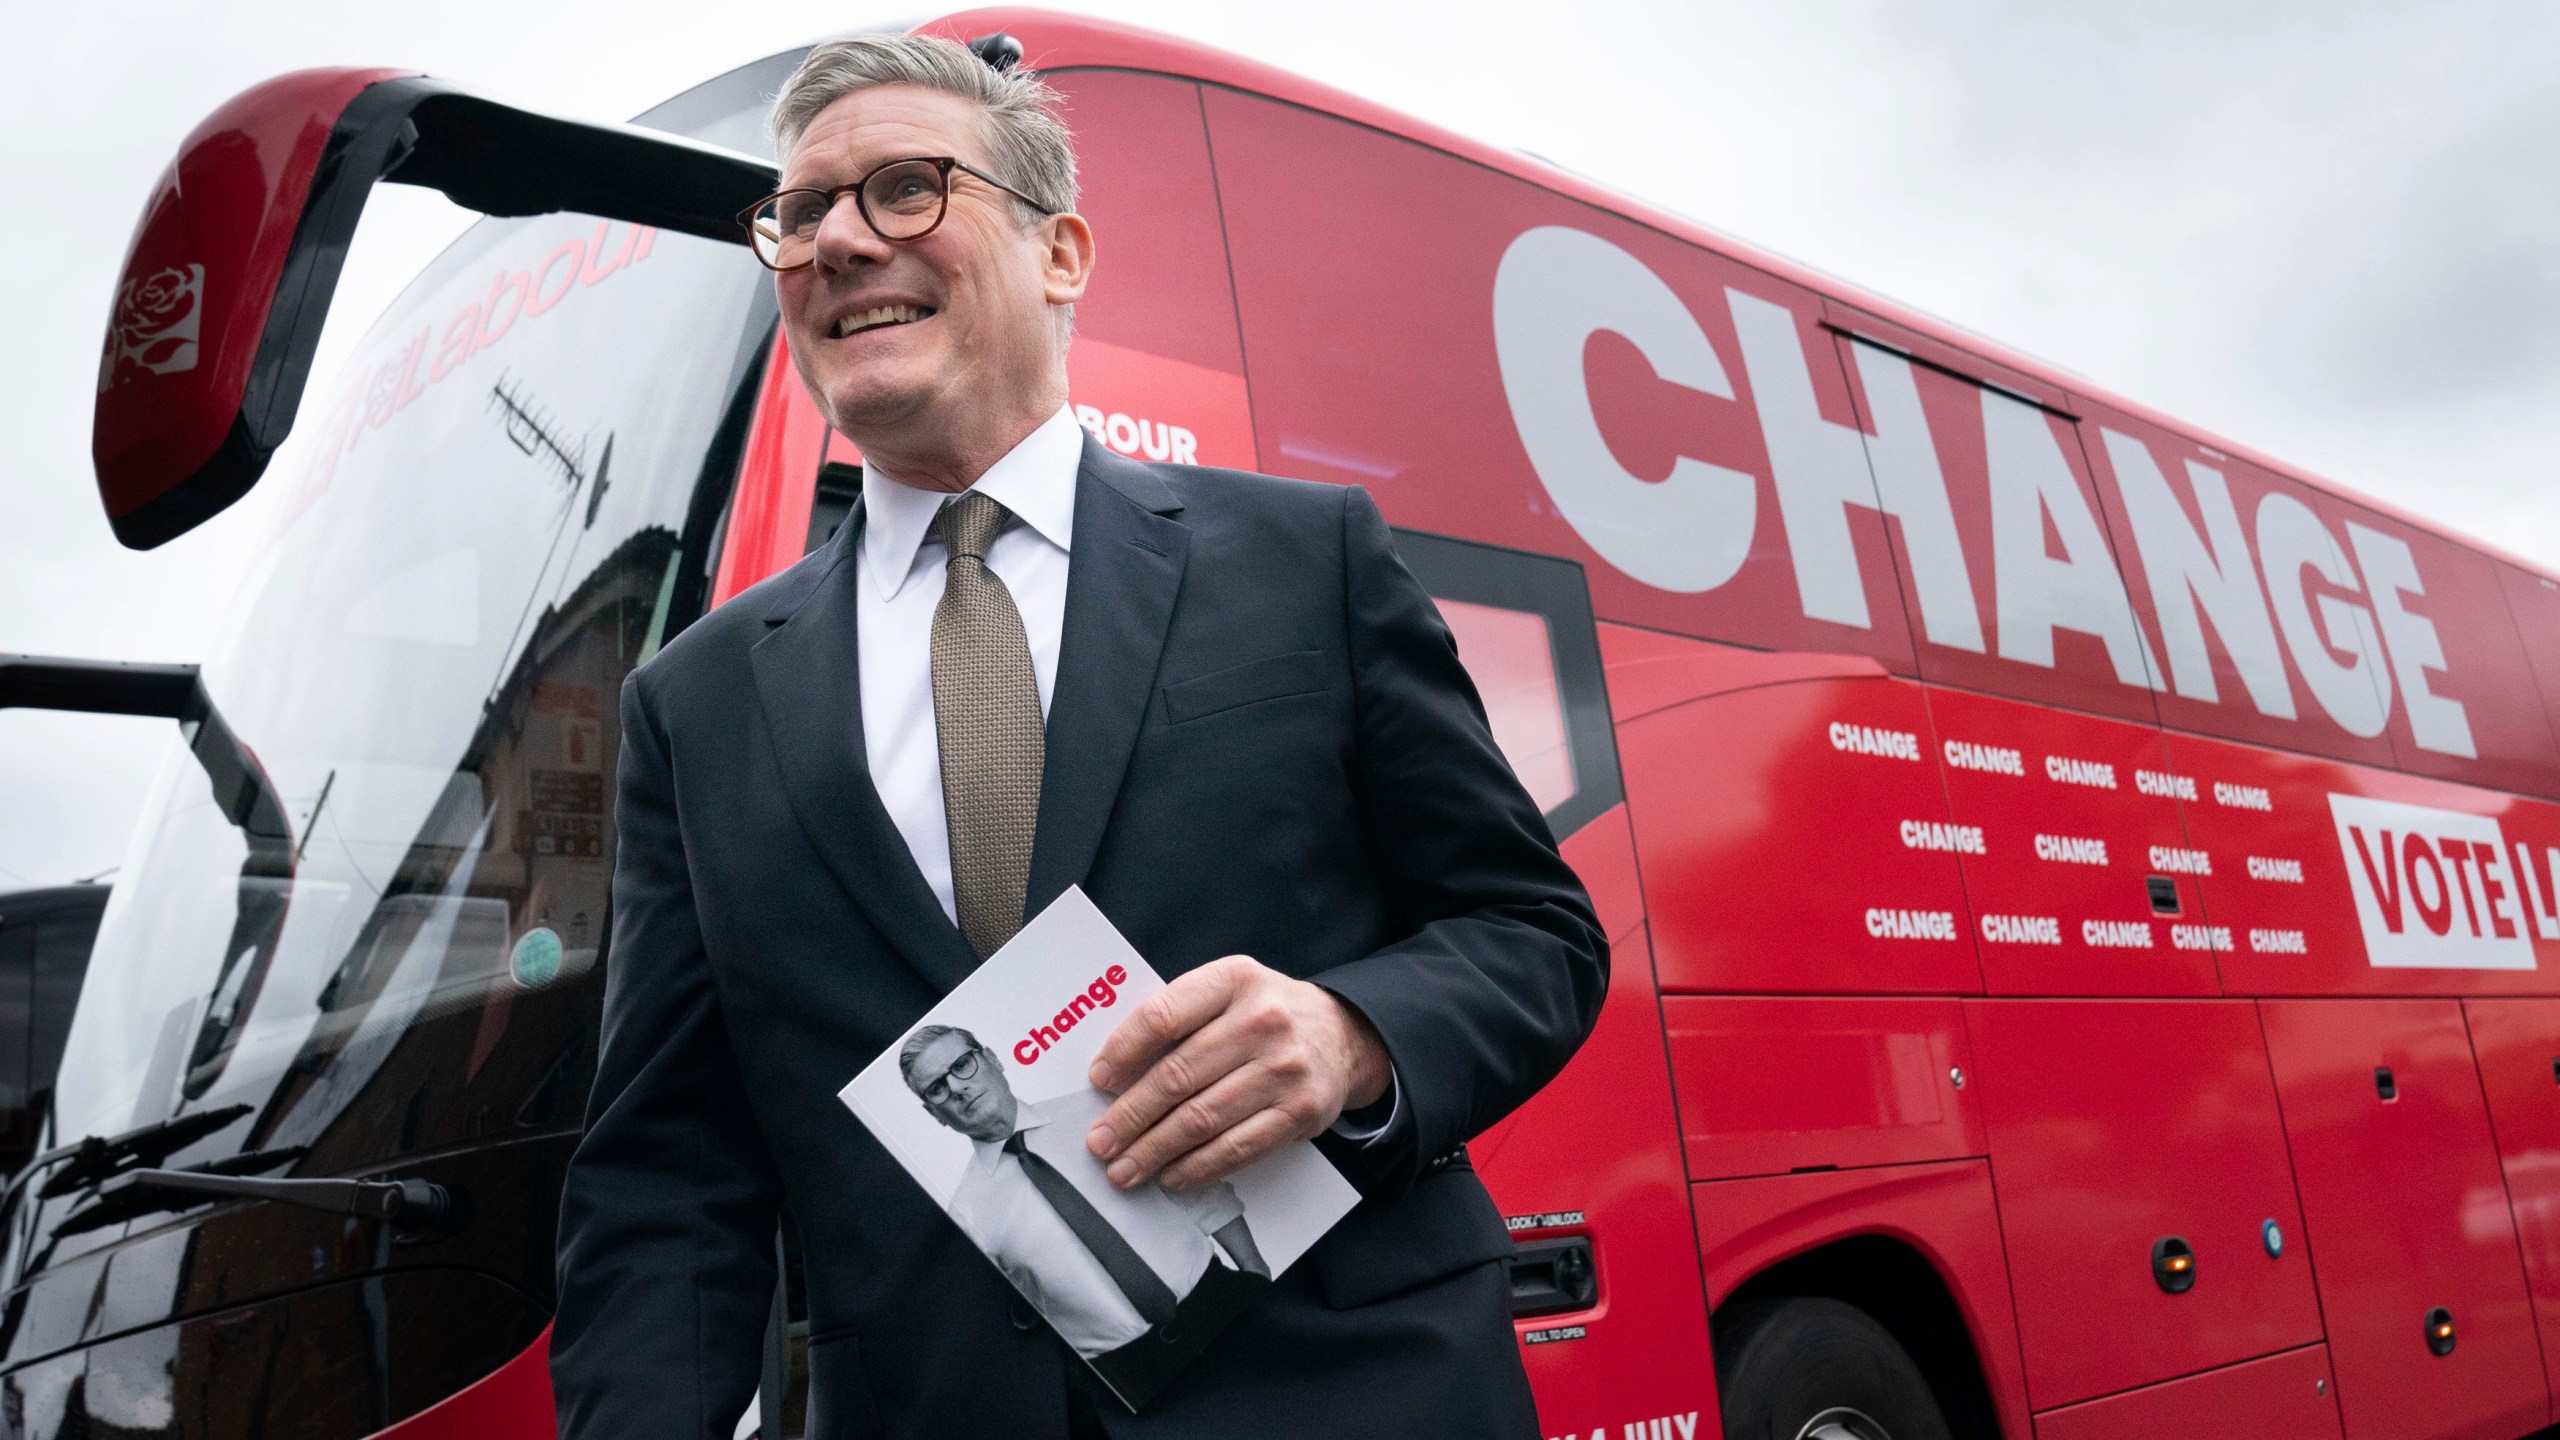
[950,158,1056,214]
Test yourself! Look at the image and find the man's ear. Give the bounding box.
[1039,211,1095,309]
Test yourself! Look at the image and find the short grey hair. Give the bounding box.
[771,33,1079,227]
[899,1024,985,1090]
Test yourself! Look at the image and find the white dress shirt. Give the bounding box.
[857,406,1400,1142]
[859,405,1083,925]
[948,1090,1245,1356]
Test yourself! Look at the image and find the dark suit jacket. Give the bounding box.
[551,435,1608,1440]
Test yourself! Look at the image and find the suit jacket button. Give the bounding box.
[1008,1296,1038,1331]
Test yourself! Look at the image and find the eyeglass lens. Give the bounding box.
[923,1047,985,1102]
[756,159,951,267]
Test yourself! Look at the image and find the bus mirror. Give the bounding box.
[93,69,777,551]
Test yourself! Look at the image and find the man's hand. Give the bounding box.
[1086,955,1392,1192]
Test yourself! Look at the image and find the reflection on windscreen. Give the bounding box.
[55,205,763,1182]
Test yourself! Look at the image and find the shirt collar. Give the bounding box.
[968,1094,1063,1160]
[861,406,1084,602]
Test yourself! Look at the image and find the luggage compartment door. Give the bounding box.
[1969,999,2321,1409]
[2465,998,2560,1399]
[2259,999,2547,1440]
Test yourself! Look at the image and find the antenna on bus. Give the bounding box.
[969,33,1024,73]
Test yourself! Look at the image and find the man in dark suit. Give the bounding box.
[550,30,1605,1440]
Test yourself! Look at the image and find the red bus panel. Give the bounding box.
[2030,1344,2341,1440]
[2258,1000,2547,1440]
[1967,1000,2321,1409]
[2463,998,2560,1399]
[1620,678,1983,996]
[2078,406,2400,775]
[1823,323,2163,727]
[1594,622,1888,726]
[2313,496,2560,800]
[710,331,832,607]
[1200,85,1923,673]
[2499,563,2560,759]
[2166,732,2560,997]
[1047,69,1255,472]
[1922,685,2218,996]
[369,1327,555,1439]
[1664,996,1979,1181]
[1478,811,1715,1436]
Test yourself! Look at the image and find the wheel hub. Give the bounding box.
[1795,1407,1893,1440]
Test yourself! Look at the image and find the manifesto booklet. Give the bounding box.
[839,887,1360,1411]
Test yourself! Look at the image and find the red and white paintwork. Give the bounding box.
[92,67,414,526]
[327,9,2560,1439]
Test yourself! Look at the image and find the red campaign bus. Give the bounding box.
[25,9,2560,1440]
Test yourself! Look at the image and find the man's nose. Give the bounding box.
[811,192,896,272]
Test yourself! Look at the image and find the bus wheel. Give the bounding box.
[1713,1296,1953,1440]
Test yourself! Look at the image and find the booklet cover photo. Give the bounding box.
[838,887,1360,1410]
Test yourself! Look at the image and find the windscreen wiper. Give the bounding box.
[25,1102,256,1200]
[64,1162,452,1240]
[47,1145,311,1239]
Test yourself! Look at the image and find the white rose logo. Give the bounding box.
[98,263,205,392]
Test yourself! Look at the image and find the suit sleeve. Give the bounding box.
[1309,485,1610,1195]
[552,669,783,1440]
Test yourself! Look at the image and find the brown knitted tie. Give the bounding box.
[928,492,1045,960]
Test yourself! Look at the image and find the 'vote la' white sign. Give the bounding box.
[2328,794,2537,970]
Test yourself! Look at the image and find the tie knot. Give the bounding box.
[929,490,1011,563]
[1002,1129,1028,1155]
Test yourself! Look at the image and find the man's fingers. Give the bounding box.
[1103,1060,1283,1187]
[1089,956,1248,1094]
[1089,1012,1260,1162]
[1157,1106,1308,1193]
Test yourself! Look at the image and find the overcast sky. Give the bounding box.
[4,0,2555,890]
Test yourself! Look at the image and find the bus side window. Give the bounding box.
[1392,529,1623,842]
[1438,599,1575,813]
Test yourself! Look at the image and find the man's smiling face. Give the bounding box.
[774,84,1078,445]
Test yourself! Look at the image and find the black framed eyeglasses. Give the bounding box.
[738,156,1057,271]
[918,1047,988,1104]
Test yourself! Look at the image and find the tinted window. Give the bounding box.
[0,922,30,1120]
[1439,600,1575,812]
[1393,529,1622,840]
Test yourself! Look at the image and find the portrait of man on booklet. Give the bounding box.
[901,1023,1272,1403]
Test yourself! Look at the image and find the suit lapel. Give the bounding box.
[748,499,980,995]
[1025,439,1191,916]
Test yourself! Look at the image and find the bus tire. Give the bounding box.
[1713,1296,1954,1440]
